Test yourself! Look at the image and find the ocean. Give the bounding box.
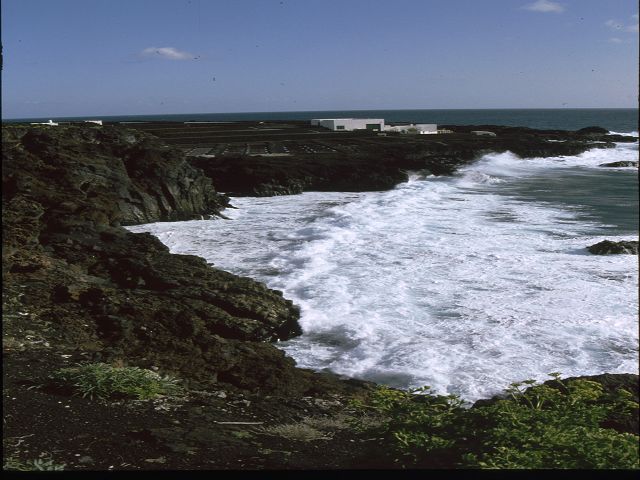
[126,109,638,401]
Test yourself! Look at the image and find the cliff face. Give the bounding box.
[3,125,229,226]
[2,124,332,394]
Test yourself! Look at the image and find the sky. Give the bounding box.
[2,0,638,118]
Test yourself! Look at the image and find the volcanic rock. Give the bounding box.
[599,161,638,168]
[587,240,639,255]
[1,124,336,395]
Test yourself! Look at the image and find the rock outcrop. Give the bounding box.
[587,240,639,255]
[3,125,230,226]
[577,126,610,135]
[2,124,344,394]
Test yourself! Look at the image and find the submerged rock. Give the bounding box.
[599,161,638,168]
[587,240,639,255]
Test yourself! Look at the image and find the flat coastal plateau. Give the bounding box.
[2,120,638,470]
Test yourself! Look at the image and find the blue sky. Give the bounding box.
[2,0,638,118]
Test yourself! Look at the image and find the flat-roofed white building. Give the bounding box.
[311,118,385,131]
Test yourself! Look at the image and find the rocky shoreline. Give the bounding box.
[2,122,638,470]
[187,124,636,196]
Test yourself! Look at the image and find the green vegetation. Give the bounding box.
[351,374,639,469]
[4,455,66,471]
[50,363,181,401]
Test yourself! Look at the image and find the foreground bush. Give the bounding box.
[351,374,639,469]
[50,363,180,400]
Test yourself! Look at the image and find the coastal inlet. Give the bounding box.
[130,138,639,401]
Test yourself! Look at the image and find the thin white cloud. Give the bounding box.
[140,47,195,60]
[626,23,639,33]
[523,0,564,13]
[608,37,624,44]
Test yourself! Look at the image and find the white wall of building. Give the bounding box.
[311,118,385,131]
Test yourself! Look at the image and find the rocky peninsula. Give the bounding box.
[3,122,638,470]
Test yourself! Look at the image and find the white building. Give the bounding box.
[385,123,438,134]
[311,118,385,131]
[84,120,103,125]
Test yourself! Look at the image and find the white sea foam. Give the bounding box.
[609,130,638,137]
[128,143,639,401]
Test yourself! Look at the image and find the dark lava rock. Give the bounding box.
[189,125,631,196]
[600,161,639,168]
[3,125,230,226]
[587,240,639,255]
[2,124,347,395]
[577,126,609,134]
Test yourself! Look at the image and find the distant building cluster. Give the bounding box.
[29,119,103,127]
[30,119,59,126]
[310,118,439,134]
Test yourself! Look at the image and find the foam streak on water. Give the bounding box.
[128,143,639,401]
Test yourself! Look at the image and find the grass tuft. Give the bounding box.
[49,362,180,400]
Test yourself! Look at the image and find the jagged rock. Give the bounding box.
[587,240,638,255]
[3,125,230,226]
[599,161,638,168]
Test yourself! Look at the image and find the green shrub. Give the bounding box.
[50,363,180,400]
[350,385,465,467]
[463,375,639,469]
[351,374,639,469]
[4,456,66,471]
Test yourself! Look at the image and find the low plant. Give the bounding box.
[4,456,66,471]
[463,374,639,469]
[350,374,639,469]
[349,385,465,467]
[49,362,180,400]
[263,422,333,442]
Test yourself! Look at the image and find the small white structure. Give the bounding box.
[385,123,438,134]
[311,118,385,131]
[84,120,103,125]
[30,119,58,126]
